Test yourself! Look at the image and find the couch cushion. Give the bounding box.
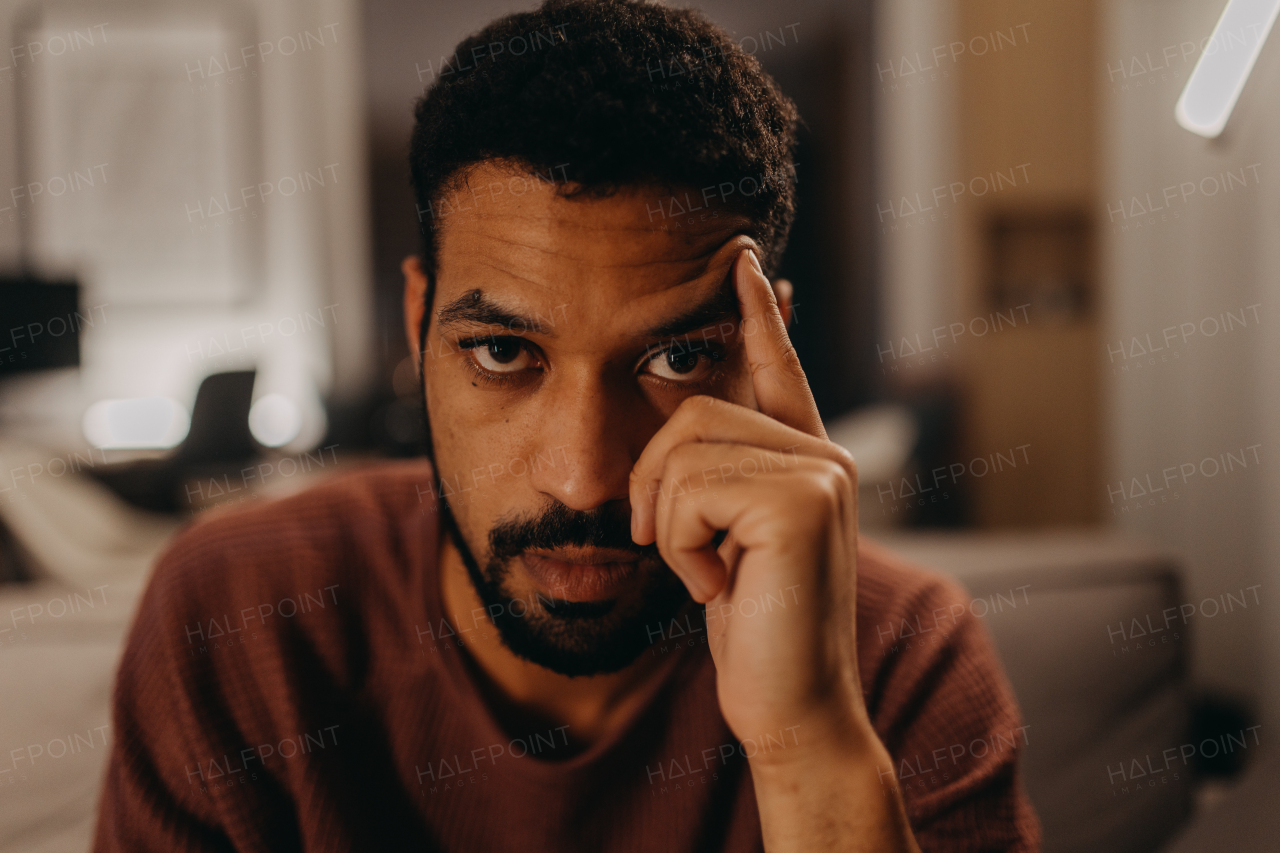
[0,578,144,853]
[876,532,1193,853]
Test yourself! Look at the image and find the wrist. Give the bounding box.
[746,703,885,775]
[747,712,919,853]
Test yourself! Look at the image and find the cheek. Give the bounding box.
[422,338,508,432]
[425,383,516,487]
[652,357,755,415]
[424,410,506,558]
[423,352,538,528]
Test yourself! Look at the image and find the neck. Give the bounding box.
[437,533,675,752]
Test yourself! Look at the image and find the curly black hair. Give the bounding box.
[409,0,800,289]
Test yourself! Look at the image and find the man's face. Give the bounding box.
[410,162,765,676]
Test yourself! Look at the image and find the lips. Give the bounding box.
[520,549,641,602]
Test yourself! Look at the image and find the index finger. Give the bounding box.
[735,248,826,438]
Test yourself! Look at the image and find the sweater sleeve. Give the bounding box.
[93,515,313,853]
[93,541,237,852]
[857,544,1042,853]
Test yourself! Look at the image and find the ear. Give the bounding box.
[771,278,794,328]
[402,256,429,375]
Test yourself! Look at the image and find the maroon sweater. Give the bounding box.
[93,461,1040,852]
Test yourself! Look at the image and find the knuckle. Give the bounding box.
[665,441,703,472]
[829,444,857,478]
[772,325,801,361]
[675,393,718,418]
[670,394,740,436]
[813,459,850,503]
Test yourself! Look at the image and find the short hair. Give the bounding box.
[409,0,800,290]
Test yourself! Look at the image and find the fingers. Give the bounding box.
[651,442,855,603]
[630,394,855,545]
[735,249,826,439]
[772,278,794,327]
[628,249,842,552]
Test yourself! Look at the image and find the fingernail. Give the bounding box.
[734,250,756,297]
[747,248,764,276]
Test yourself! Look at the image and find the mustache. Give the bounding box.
[488,501,661,562]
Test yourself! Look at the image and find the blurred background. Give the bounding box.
[0,0,1276,850]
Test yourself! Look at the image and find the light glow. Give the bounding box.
[1176,0,1280,138]
[83,397,191,449]
[249,393,303,447]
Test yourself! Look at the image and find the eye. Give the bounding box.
[470,338,536,374]
[644,344,722,382]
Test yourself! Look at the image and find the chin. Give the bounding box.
[471,554,693,678]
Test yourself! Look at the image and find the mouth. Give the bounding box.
[520,547,643,603]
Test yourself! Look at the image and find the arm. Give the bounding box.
[631,249,1037,851]
[750,568,1041,852]
[857,557,1041,851]
[750,720,920,853]
[630,248,921,851]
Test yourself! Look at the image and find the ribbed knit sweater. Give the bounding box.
[93,461,1040,852]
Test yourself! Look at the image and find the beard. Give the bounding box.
[438,496,693,677]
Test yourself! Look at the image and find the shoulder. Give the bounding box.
[132,459,440,687]
[855,535,1015,740]
[101,461,442,836]
[171,459,438,564]
[855,538,1040,846]
[856,537,980,680]
[155,459,437,601]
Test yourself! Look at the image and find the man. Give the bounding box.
[95,0,1040,850]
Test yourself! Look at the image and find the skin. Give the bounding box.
[404,162,920,852]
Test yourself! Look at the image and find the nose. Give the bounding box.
[527,370,653,513]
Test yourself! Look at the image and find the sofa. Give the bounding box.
[879,531,1273,853]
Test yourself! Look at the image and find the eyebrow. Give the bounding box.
[639,278,740,340]
[434,276,742,341]
[436,289,558,336]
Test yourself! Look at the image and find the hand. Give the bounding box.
[629,248,869,757]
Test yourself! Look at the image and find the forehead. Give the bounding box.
[431,162,753,317]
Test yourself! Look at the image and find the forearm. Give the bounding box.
[751,721,921,853]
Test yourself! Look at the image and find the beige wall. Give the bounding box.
[1101,0,1277,716]
[953,0,1103,526]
